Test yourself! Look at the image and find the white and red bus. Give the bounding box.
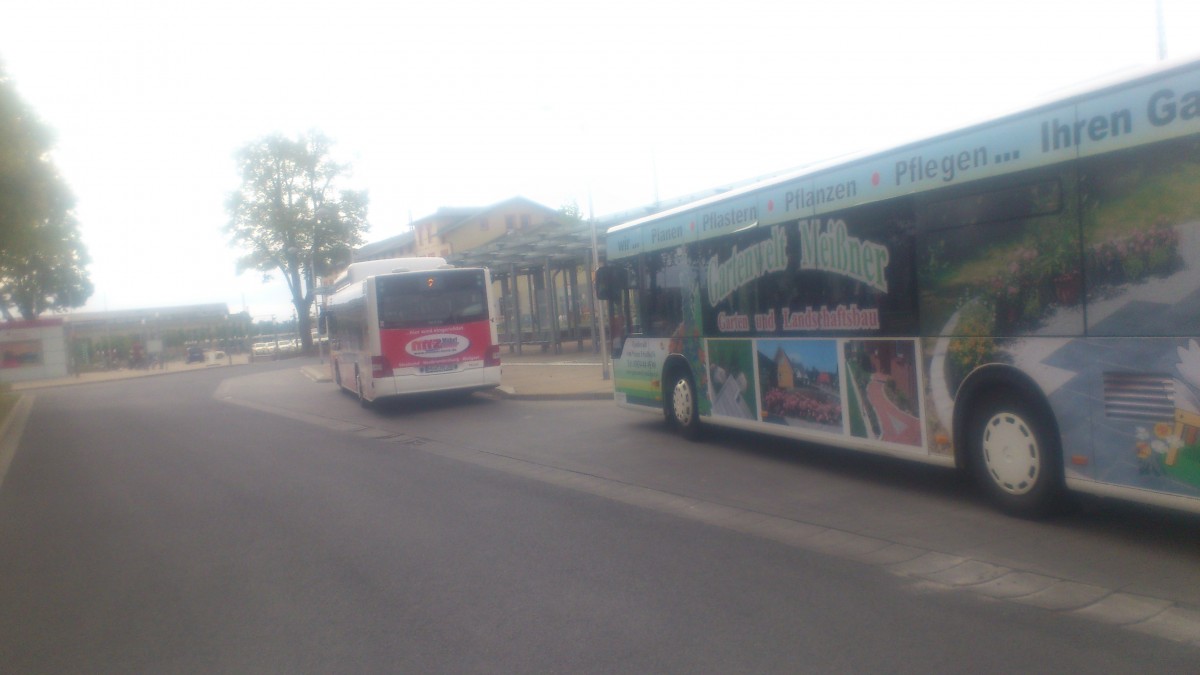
[326,257,501,405]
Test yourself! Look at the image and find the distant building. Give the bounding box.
[63,304,251,370]
[1,305,254,381]
[64,304,245,344]
[355,197,561,262]
[0,319,68,383]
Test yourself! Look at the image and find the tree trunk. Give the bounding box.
[295,300,315,353]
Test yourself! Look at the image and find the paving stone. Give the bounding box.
[1128,606,1200,644]
[970,571,1058,599]
[922,560,1011,587]
[1070,593,1172,626]
[1013,581,1110,611]
[886,551,965,577]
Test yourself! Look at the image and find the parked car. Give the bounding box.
[185,346,204,363]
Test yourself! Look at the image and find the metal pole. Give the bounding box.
[1156,0,1167,61]
[545,258,561,354]
[589,209,610,380]
[583,259,598,352]
[504,271,514,346]
[569,265,583,349]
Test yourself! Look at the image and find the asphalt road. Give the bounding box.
[2,359,1199,672]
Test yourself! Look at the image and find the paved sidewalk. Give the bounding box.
[302,341,616,400]
[494,341,614,400]
[4,342,616,401]
[5,353,255,392]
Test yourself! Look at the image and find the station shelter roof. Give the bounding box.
[446,218,606,271]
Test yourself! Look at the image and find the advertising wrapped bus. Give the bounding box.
[603,57,1200,516]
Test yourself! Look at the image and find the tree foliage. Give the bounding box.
[225,131,368,351]
[558,199,582,222]
[0,63,93,320]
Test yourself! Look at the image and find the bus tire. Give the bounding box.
[967,390,1062,518]
[667,370,702,441]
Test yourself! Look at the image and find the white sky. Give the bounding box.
[2,0,1199,323]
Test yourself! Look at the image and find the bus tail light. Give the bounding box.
[485,344,501,367]
[371,355,393,378]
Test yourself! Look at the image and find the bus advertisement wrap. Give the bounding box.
[613,337,668,408]
[385,322,492,372]
[604,58,1200,516]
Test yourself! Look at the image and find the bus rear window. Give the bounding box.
[377,270,488,329]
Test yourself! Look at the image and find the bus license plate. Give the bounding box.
[420,363,456,374]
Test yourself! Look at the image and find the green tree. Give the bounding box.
[225,131,368,352]
[558,198,582,221]
[0,63,93,320]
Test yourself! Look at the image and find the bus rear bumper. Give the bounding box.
[372,365,501,399]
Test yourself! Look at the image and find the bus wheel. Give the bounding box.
[968,391,1061,517]
[668,371,702,440]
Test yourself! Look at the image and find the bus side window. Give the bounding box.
[643,252,685,338]
[625,269,641,335]
[616,284,638,340]
[603,262,639,354]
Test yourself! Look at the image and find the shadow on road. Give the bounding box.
[339,388,501,418]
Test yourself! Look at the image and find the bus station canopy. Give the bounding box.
[446,219,606,354]
[446,218,604,269]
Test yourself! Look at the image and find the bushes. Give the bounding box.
[946,303,999,393]
[983,220,1180,333]
[762,386,841,426]
[1090,220,1181,288]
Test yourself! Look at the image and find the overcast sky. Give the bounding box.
[2,0,1199,322]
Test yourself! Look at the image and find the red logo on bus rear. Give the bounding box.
[405,333,470,358]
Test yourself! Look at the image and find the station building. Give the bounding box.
[0,304,252,382]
